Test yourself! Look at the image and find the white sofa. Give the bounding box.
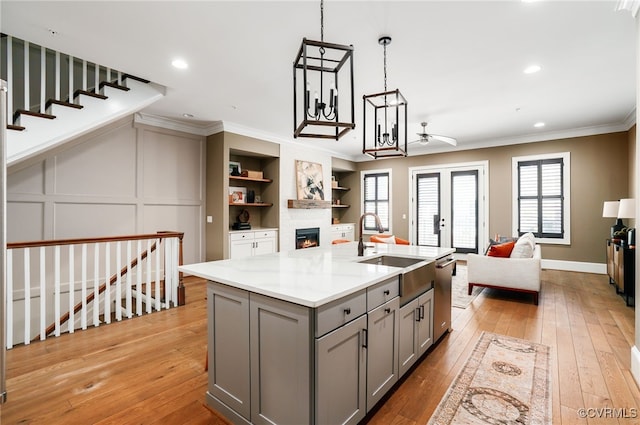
[467,243,542,305]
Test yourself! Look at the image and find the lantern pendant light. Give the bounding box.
[363,36,408,159]
[293,0,355,140]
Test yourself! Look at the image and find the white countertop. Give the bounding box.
[179,242,455,308]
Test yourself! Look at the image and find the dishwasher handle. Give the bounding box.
[436,258,456,269]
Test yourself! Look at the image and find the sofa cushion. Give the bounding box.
[371,234,396,244]
[487,241,516,257]
[511,233,535,258]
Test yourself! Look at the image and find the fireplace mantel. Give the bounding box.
[287,199,331,209]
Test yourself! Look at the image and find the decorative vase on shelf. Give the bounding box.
[246,190,255,204]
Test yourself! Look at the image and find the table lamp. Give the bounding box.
[618,198,636,246]
[603,200,622,239]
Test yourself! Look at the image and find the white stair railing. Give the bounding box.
[5,231,185,348]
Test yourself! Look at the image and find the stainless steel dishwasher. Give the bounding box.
[434,256,456,342]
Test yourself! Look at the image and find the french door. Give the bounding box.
[411,163,487,254]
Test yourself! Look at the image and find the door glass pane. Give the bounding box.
[451,171,478,253]
[416,173,439,246]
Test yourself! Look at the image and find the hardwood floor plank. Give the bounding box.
[1,270,637,425]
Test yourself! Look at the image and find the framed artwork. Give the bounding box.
[295,160,325,200]
[228,186,247,203]
[229,161,242,176]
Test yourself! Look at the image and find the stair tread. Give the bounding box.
[99,81,130,91]
[74,89,108,100]
[14,109,56,121]
[45,99,84,110]
[122,73,150,84]
[7,124,25,131]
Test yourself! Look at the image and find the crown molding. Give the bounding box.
[134,113,223,136]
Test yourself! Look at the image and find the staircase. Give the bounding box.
[1,34,165,167]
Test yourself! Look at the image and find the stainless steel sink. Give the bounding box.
[358,255,423,268]
[359,255,435,305]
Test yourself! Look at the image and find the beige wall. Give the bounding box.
[355,131,631,264]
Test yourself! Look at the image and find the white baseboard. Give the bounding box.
[632,346,640,388]
[541,259,606,274]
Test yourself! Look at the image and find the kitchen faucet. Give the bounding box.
[358,213,384,256]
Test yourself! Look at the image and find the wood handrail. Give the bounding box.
[8,231,184,249]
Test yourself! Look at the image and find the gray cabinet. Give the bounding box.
[206,282,311,425]
[366,297,399,410]
[315,314,367,425]
[398,289,433,377]
[250,293,312,425]
[206,283,251,422]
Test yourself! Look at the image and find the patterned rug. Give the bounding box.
[428,331,551,425]
[452,264,484,309]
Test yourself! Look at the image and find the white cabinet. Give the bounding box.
[229,229,277,259]
[330,223,355,243]
[398,288,434,377]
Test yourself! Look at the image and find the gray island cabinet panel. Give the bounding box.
[249,292,312,425]
[207,283,251,421]
[366,296,400,410]
[398,288,433,377]
[315,314,367,425]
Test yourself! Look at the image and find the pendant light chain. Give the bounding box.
[320,0,324,43]
[383,41,387,92]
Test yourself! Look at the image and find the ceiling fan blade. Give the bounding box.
[429,134,457,146]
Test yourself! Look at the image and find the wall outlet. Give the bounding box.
[207,216,213,223]
[402,214,406,219]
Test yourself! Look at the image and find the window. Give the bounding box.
[512,152,570,245]
[361,169,391,232]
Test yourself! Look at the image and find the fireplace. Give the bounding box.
[296,228,320,249]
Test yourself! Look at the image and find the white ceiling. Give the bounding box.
[1,1,637,161]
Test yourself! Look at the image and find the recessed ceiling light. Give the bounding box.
[172,59,188,69]
[524,65,541,74]
[183,113,194,118]
[534,122,545,128]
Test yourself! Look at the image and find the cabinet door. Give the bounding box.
[254,237,276,256]
[343,225,355,241]
[230,238,254,259]
[398,298,419,377]
[207,282,251,420]
[250,293,312,425]
[417,289,434,356]
[316,314,367,425]
[366,297,399,411]
[615,245,625,292]
[606,240,615,281]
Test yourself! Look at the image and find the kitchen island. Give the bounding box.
[180,241,454,425]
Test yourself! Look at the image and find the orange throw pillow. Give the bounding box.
[487,241,516,257]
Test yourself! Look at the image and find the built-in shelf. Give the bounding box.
[287,199,332,209]
[332,204,350,208]
[331,186,350,191]
[229,202,274,207]
[229,175,273,183]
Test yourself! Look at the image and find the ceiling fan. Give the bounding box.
[410,122,457,146]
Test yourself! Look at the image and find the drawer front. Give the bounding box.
[230,232,254,242]
[367,277,400,311]
[255,230,277,239]
[315,290,367,337]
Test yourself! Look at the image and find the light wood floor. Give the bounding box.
[1,268,638,424]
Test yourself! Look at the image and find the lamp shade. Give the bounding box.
[603,201,620,218]
[618,198,636,219]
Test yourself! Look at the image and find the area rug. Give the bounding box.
[428,331,551,425]
[452,264,484,309]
